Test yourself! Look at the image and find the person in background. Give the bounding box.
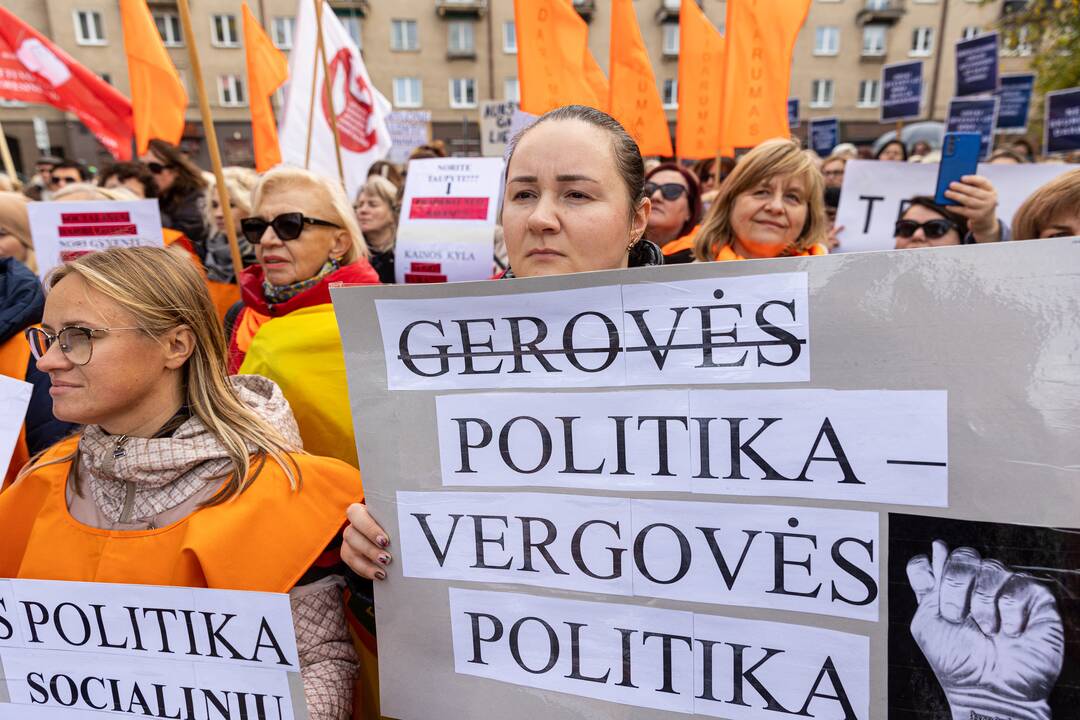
[367,160,404,194]
[354,175,399,284]
[831,143,858,160]
[821,154,847,189]
[1009,138,1037,163]
[0,174,14,192]
[98,161,157,199]
[140,139,210,249]
[911,140,933,158]
[876,140,908,162]
[26,155,61,200]
[824,186,843,250]
[692,157,718,195]
[0,192,36,273]
[49,160,88,190]
[693,138,828,262]
[204,173,257,283]
[893,197,969,249]
[50,183,138,203]
[643,163,702,265]
[1011,169,1080,240]
[989,149,1025,165]
[857,146,874,160]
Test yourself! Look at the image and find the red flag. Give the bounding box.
[0,7,133,160]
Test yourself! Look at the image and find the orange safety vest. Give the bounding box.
[661,229,699,264]
[0,330,32,490]
[0,435,362,592]
[715,243,828,261]
[163,228,241,323]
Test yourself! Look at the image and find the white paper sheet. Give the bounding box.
[0,375,32,480]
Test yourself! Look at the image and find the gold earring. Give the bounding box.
[626,235,638,252]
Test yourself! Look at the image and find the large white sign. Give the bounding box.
[833,159,1078,252]
[26,200,164,280]
[393,157,503,284]
[0,375,31,480]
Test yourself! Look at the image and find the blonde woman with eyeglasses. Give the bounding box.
[1,246,361,719]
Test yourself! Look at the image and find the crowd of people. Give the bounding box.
[1,105,1078,718]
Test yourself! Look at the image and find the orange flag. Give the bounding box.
[242,3,288,172]
[676,0,725,159]
[119,0,187,154]
[514,0,608,115]
[718,0,811,156]
[608,0,672,156]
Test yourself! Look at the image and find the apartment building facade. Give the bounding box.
[1,0,1032,174]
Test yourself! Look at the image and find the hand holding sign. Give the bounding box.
[342,502,392,581]
[943,175,1001,243]
[907,541,1064,720]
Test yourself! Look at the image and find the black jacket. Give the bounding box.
[161,187,210,251]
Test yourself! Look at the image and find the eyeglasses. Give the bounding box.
[240,212,342,244]
[51,176,80,187]
[25,326,143,366]
[894,219,958,240]
[146,162,172,175]
[644,182,689,201]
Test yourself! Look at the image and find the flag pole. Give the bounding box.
[176,0,245,284]
[313,0,346,189]
[0,121,22,190]
[303,10,323,168]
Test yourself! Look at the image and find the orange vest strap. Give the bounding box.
[1,330,33,490]
[661,232,697,258]
[234,306,272,357]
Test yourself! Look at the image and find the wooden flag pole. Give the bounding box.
[313,0,346,189]
[0,121,22,190]
[303,11,323,168]
[176,0,245,284]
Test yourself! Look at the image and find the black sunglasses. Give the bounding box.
[146,162,172,174]
[644,182,688,201]
[894,219,958,239]
[240,212,342,244]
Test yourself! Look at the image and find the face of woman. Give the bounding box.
[211,196,238,233]
[0,221,27,264]
[502,120,648,278]
[878,144,905,162]
[252,184,351,286]
[894,204,962,249]
[645,170,691,245]
[355,191,393,236]
[1037,210,1080,239]
[729,175,809,258]
[140,149,177,193]
[104,176,146,198]
[821,161,845,188]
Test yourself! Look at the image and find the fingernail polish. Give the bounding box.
[377,535,389,548]
[374,570,386,581]
[378,554,391,565]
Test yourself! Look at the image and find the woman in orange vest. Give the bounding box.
[0,246,361,719]
[693,138,829,262]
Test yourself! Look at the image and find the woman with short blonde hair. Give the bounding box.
[354,175,400,284]
[1012,169,1080,241]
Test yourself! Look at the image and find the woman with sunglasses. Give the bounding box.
[226,166,379,467]
[893,197,969,249]
[643,163,703,265]
[140,139,211,251]
[2,247,361,719]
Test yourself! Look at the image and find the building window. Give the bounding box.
[212,14,239,47]
[810,79,834,108]
[336,13,362,49]
[1002,27,1032,56]
[662,23,679,56]
[391,19,418,51]
[857,79,880,107]
[74,10,106,45]
[448,21,475,54]
[154,12,183,47]
[866,0,889,9]
[961,26,981,41]
[503,21,517,54]
[218,75,246,107]
[272,17,295,49]
[504,77,519,103]
[449,78,477,108]
[862,25,886,55]
[911,27,934,56]
[814,26,839,56]
[393,77,422,108]
[662,78,678,109]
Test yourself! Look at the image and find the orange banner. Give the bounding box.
[609,0,672,156]
[119,0,187,153]
[718,0,811,156]
[242,3,289,172]
[675,0,725,159]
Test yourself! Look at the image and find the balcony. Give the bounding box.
[328,0,369,16]
[436,0,487,17]
[574,0,596,22]
[856,0,905,26]
[656,0,682,23]
[860,51,887,64]
[447,47,477,60]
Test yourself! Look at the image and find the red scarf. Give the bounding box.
[238,259,381,317]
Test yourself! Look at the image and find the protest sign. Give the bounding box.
[945,96,999,160]
[994,73,1035,133]
[385,110,431,164]
[334,238,1080,720]
[787,98,799,129]
[834,159,1076,252]
[808,116,838,156]
[479,100,517,157]
[26,199,163,280]
[955,32,999,97]
[880,61,923,122]
[1044,87,1080,155]
[393,157,502,283]
[0,579,306,718]
[0,375,31,479]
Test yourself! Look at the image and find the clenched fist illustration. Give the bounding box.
[907,540,1065,720]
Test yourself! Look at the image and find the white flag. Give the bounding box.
[279,0,392,200]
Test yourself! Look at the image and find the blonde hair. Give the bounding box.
[251,167,368,261]
[356,175,400,249]
[0,191,35,272]
[693,139,826,261]
[24,246,301,503]
[204,176,254,229]
[1012,169,1080,241]
[52,183,139,202]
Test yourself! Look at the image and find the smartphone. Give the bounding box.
[934,133,981,205]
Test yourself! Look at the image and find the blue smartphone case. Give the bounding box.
[934,133,982,205]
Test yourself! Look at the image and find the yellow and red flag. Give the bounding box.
[242,3,289,171]
[119,0,187,153]
[609,0,672,156]
[675,0,725,159]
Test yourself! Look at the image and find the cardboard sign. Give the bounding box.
[26,199,163,280]
[995,73,1035,133]
[333,239,1080,720]
[0,375,31,479]
[787,98,799,129]
[808,116,839,156]
[480,100,517,158]
[955,32,999,97]
[946,96,1000,160]
[385,110,431,164]
[881,61,923,122]
[833,159,1077,252]
[0,580,307,718]
[393,157,502,283]
[1044,87,1080,155]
